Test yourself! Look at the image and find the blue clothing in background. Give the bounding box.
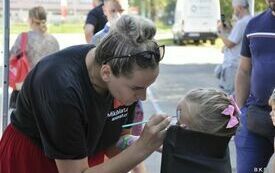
[91,23,110,45]
[235,9,275,173]
[241,9,275,106]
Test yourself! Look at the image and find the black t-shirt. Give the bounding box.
[11,44,135,159]
[85,4,107,34]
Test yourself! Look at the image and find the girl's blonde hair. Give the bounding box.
[29,6,47,33]
[183,88,239,137]
[269,88,275,106]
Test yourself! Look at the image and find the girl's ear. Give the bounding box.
[101,64,112,82]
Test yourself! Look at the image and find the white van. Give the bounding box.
[172,0,221,45]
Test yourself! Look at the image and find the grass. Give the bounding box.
[2,22,85,34]
[2,21,224,49]
[4,20,172,34]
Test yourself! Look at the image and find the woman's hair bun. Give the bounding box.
[114,14,156,43]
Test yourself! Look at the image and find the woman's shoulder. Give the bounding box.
[43,33,59,47]
[27,31,56,41]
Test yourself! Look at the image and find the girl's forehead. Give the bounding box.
[177,97,187,108]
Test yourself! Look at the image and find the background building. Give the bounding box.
[0,0,97,22]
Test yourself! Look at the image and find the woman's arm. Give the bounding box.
[55,115,170,173]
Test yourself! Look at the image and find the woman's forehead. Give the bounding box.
[131,68,158,82]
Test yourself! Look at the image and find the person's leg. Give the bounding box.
[235,107,274,173]
[131,101,148,173]
[132,101,144,136]
[220,66,237,95]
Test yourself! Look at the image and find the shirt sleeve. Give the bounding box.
[240,24,251,58]
[228,20,246,44]
[85,10,98,26]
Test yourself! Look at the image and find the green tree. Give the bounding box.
[255,0,268,12]
[129,0,269,25]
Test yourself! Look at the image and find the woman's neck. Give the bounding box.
[86,49,108,94]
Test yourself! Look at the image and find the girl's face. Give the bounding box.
[176,98,190,128]
[270,102,275,126]
[107,67,159,106]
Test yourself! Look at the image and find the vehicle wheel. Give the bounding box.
[203,40,207,43]
[210,39,216,45]
[194,40,200,45]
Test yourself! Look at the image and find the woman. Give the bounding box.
[0,14,169,173]
[9,6,59,108]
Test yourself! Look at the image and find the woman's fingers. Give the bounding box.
[155,116,171,132]
[136,114,171,152]
[146,115,171,133]
[147,114,168,126]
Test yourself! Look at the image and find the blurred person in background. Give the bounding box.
[216,0,252,95]
[84,0,107,43]
[234,0,275,172]
[9,6,59,109]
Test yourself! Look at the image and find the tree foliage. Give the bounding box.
[129,0,269,24]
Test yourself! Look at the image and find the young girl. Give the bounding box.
[176,88,240,136]
[265,89,275,173]
[161,88,240,173]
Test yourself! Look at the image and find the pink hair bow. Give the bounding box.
[222,105,239,128]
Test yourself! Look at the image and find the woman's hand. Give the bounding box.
[136,114,171,154]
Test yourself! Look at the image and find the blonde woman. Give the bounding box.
[9,6,59,108]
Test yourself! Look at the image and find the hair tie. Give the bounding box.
[222,96,240,128]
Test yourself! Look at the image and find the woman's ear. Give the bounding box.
[101,64,112,82]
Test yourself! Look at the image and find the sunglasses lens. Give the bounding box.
[135,52,155,61]
[159,45,165,60]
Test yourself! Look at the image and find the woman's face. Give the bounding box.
[107,67,159,106]
[270,102,275,126]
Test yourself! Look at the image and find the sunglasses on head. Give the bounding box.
[103,45,165,64]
